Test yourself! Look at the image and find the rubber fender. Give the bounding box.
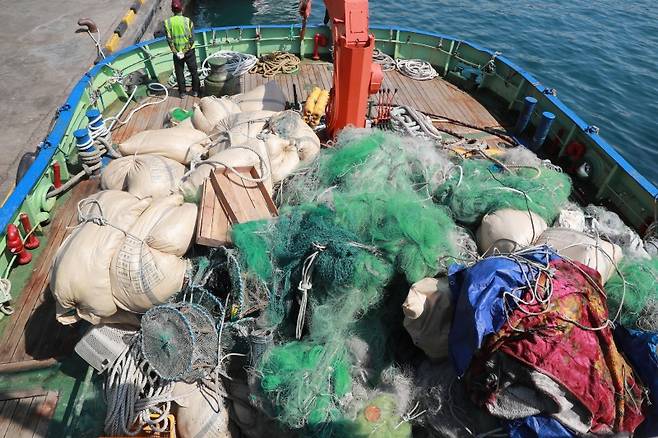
[312,89,330,117]
[114,21,128,37]
[130,0,142,12]
[16,152,36,185]
[304,87,322,115]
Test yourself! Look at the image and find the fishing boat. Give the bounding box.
[0,7,656,437]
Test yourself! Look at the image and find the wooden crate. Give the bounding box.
[196,166,278,247]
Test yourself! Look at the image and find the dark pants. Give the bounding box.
[173,49,200,95]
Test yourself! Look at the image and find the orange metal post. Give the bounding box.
[305,0,381,136]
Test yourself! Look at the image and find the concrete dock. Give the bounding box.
[0,0,166,202]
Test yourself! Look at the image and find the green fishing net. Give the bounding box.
[277,128,453,206]
[434,159,572,225]
[606,257,658,331]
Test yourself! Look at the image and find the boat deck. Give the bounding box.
[0,60,502,369]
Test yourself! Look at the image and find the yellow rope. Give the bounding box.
[250,51,300,78]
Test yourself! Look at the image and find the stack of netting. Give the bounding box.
[606,257,658,331]
[435,158,572,225]
[229,129,465,432]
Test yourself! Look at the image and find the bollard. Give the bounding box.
[514,96,538,135]
[6,224,31,265]
[531,111,556,151]
[19,213,40,250]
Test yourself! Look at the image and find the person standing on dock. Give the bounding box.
[164,0,201,98]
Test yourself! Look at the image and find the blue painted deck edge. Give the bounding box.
[1,24,656,234]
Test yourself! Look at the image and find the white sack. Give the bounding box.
[267,110,321,162]
[536,227,623,284]
[51,191,150,324]
[477,209,548,255]
[179,139,273,201]
[109,196,194,313]
[101,154,186,199]
[172,382,231,438]
[232,81,286,112]
[191,96,241,134]
[402,277,453,360]
[118,127,209,164]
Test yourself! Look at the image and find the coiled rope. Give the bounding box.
[373,49,396,72]
[167,51,258,88]
[250,52,300,78]
[395,59,439,81]
[104,341,175,436]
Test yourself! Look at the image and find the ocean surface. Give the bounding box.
[191,0,658,185]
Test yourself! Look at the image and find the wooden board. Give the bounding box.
[0,180,98,368]
[196,166,277,247]
[0,390,58,438]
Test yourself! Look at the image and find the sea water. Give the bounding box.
[192,0,658,185]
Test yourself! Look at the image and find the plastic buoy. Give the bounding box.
[6,224,31,265]
[19,213,39,250]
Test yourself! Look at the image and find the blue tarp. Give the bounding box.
[506,416,575,438]
[448,246,559,376]
[614,327,658,437]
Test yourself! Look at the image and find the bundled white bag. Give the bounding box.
[536,227,623,283]
[268,110,321,162]
[172,382,231,438]
[51,191,150,324]
[179,139,273,201]
[402,277,452,360]
[110,195,195,313]
[101,154,185,199]
[118,127,210,164]
[476,209,547,255]
[191,96,241,134]
[269,139,300,183]
[232,81,286,112]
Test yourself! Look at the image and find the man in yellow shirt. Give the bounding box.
[164,0,200,97]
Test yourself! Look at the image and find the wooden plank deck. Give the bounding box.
[0,390,58,438]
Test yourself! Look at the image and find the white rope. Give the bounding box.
[395,59,439,81]
[168,50,258,88]
[106,83,169,131]
[373,49,396,72]
[104,341,175,436]
[295,244,325,340]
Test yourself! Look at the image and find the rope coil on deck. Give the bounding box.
[250,51,300,78]
[395,59,439,81]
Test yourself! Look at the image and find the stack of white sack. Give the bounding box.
[264,110,321,163]
[476,209,548,255]
[179,110,322,202]
[231,81,287,112]
[101,154,186,199]
[118,126,210,165]
[51,191,197,325]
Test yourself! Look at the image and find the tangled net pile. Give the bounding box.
[435,158,572,225]
[229,129,465,431]
[607,257,658,331]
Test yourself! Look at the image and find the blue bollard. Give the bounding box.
[86,108,103,129]
[531,111,556,151]
[514,96,538,135]
[74,128,95,152]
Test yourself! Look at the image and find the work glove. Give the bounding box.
[176,52,184,60]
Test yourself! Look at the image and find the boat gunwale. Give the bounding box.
[1,23,656,237]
